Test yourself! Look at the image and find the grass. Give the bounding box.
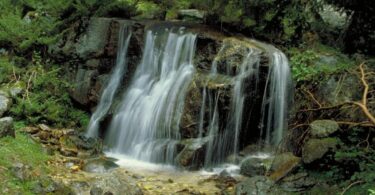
[0,127,50,194]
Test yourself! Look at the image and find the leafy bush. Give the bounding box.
[6,52,89,129]
[289,44,355,82]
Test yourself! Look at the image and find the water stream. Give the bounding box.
[86,23,132,138]
[86,23,292,169]
[105,27,197,164]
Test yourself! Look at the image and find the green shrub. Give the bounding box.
[7,52,89,129]
[289,44,355,82]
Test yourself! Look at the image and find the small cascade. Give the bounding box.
[85,23,132,138]
[260,47,292,145]
[105,27,197,164]
[202,47,262,166]
[86,21,292,168]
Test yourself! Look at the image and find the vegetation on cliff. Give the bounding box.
[0,0,374,194]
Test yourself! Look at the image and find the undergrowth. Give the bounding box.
[0,128,49,194]
[1,53,89,129]
[289,44,355,83]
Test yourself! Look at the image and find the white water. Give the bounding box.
[105,28,197,164]
[88,24,291,168]
[85,23,132,138]
[260,47,292,145]
[203,47,262,166]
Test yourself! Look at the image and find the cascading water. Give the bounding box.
[86,23,132,138]
[87,22,291,168]
[105,27,197,164]
[260,45,292,145]
[202,46,262,166]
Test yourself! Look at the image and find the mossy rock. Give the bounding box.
[268,152,301,181]
[309,120,339,138]
[302,138,340,164]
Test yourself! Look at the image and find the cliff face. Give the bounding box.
[50,17,289,167]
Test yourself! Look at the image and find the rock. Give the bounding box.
[175,136,210,169]
[0,92,11,117]
[76,17,111,59]
[318,3,349,29]
[309,120,339,138]
[90,187,103,195]
[280,172,315,192]
[38,124,51,131]
[177,9,206,22]
[268,152,301,181]
[302,138,339,164]
[83,158,119,173]
[86,59,101,69]
[240,156,268,177]
[11,163,31,181]
[235,176,285,195]
[70,69,98,105]
[239,144,273,156]
[0,117,15,138]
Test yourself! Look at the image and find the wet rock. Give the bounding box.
[318,3,348,29]
[33,177,74,194]
[177,9,206,22]
[236,176,284,195]
[83,158,119,173]
[215,38,265,76]
[240,156,268,177]
[90,187,103,195]
[175,136,210,169]
[280,172,315,192]
[76,17,111,59]
[268,152,301,181]
[239,144,273,157]
[73,169,142,195]
[309,120,339,138]
[302,138,339,164]
[0,91,11,117]
[70,69,98,105]
[0,117,15,138]
[86,59,101,69]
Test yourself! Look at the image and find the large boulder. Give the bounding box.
[302,138,339,164]
[82,158,119,173]
[309,120,339,138]
[279,172,315,192]
[235,176,285,195]
[177,9,206,22]
[240,156,270,177]
[70,69,98,106]
[0,117,14,138]
[0,91,11,117]
[76,18,112,59]
[175,136,210,169]
[268,152,301,181]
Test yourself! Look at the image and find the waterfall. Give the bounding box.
[86,22,292,167]
[105,28,197,164]
[261,50,292,145]
[203,47,262,166]
[85,23,132,138]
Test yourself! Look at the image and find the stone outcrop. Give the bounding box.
[309,120,339,138]
[302,138,340,164]
[0,117,14,138]
[0,91,11,117]
[268,152,301,181]
[51,17,275,169]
